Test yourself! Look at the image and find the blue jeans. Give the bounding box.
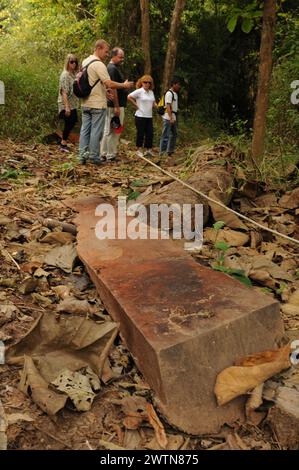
[159,118,177,154]
[79,107,107,163]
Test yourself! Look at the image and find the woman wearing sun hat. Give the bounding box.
[128,75,157,157]
[58,54,80,152]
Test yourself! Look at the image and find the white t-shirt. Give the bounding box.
[163,90,178,121]
[128,88,155,118]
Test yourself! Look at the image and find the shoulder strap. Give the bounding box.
[84,59,102,89]
[164,89,175,101]
[84,59,101,70]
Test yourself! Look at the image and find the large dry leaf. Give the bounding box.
[204,228,249,247]
[19,355,68,415]
[51,368,100,412]
[215,344,291,406]
[45,243,78,273]
[245,383,265,425]
[7,312,118,415]
[146,403,168,449]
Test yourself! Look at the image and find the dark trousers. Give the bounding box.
[59,109,78,141]
[135,116,153,148]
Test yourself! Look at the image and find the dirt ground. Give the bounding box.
[0,139,298,450]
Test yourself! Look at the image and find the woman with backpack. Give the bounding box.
[57,54,80,152]
[128,75,157,157]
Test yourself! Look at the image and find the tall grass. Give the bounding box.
[0,53,60,141]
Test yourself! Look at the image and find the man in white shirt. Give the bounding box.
[79,40,133,165]
[159,77,181,156]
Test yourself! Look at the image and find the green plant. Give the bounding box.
[127,190,141,201]
[0,167,32,180]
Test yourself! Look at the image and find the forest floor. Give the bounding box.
[0,137,298,451]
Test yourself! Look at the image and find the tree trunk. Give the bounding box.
[140,0,151,74]
[251,0,276,164]
[162,0,187,91]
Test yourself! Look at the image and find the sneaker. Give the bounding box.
[60,144,70,153]
[106,155,116,162]
[90,158,104,166]
[136,150,144,157]
[144,149,155,157]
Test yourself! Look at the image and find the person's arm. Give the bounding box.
[104,78,134,90]
[165,92,174,123]
[96,63,134,91]
[59,73,71,116]
[166,103,174,123]
[127,92,139,111]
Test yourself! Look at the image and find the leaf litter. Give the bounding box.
[0,139,298,449]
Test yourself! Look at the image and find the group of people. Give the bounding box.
[57,39,181,164]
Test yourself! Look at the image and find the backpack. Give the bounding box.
[157,89,175,115]
[73,59,101,98]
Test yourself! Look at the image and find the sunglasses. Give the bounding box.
[143,81,152,84]
[69,60,78,64]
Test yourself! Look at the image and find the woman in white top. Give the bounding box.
[128,75,157,157]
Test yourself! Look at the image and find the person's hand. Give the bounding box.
[170,117,175,125]
[65,107,71,117]
[114,107,120,117]
[124,79,134,89]
[106,88,114,100]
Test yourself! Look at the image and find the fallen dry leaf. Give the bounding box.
[245,383,266,425]
[215,344,291,406]
[204,227,249,247]
[44,243,78,273]
[6,413,34,425]
[40,232,75,245]
[146,403,168,449]
[56,297,92,315]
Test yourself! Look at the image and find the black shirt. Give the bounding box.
[107,62,127,107]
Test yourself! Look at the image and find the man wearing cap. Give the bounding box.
[79,41,133,165]
[100,47,128,162]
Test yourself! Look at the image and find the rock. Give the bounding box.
[139,167,234,230]
[267,386,299,449]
